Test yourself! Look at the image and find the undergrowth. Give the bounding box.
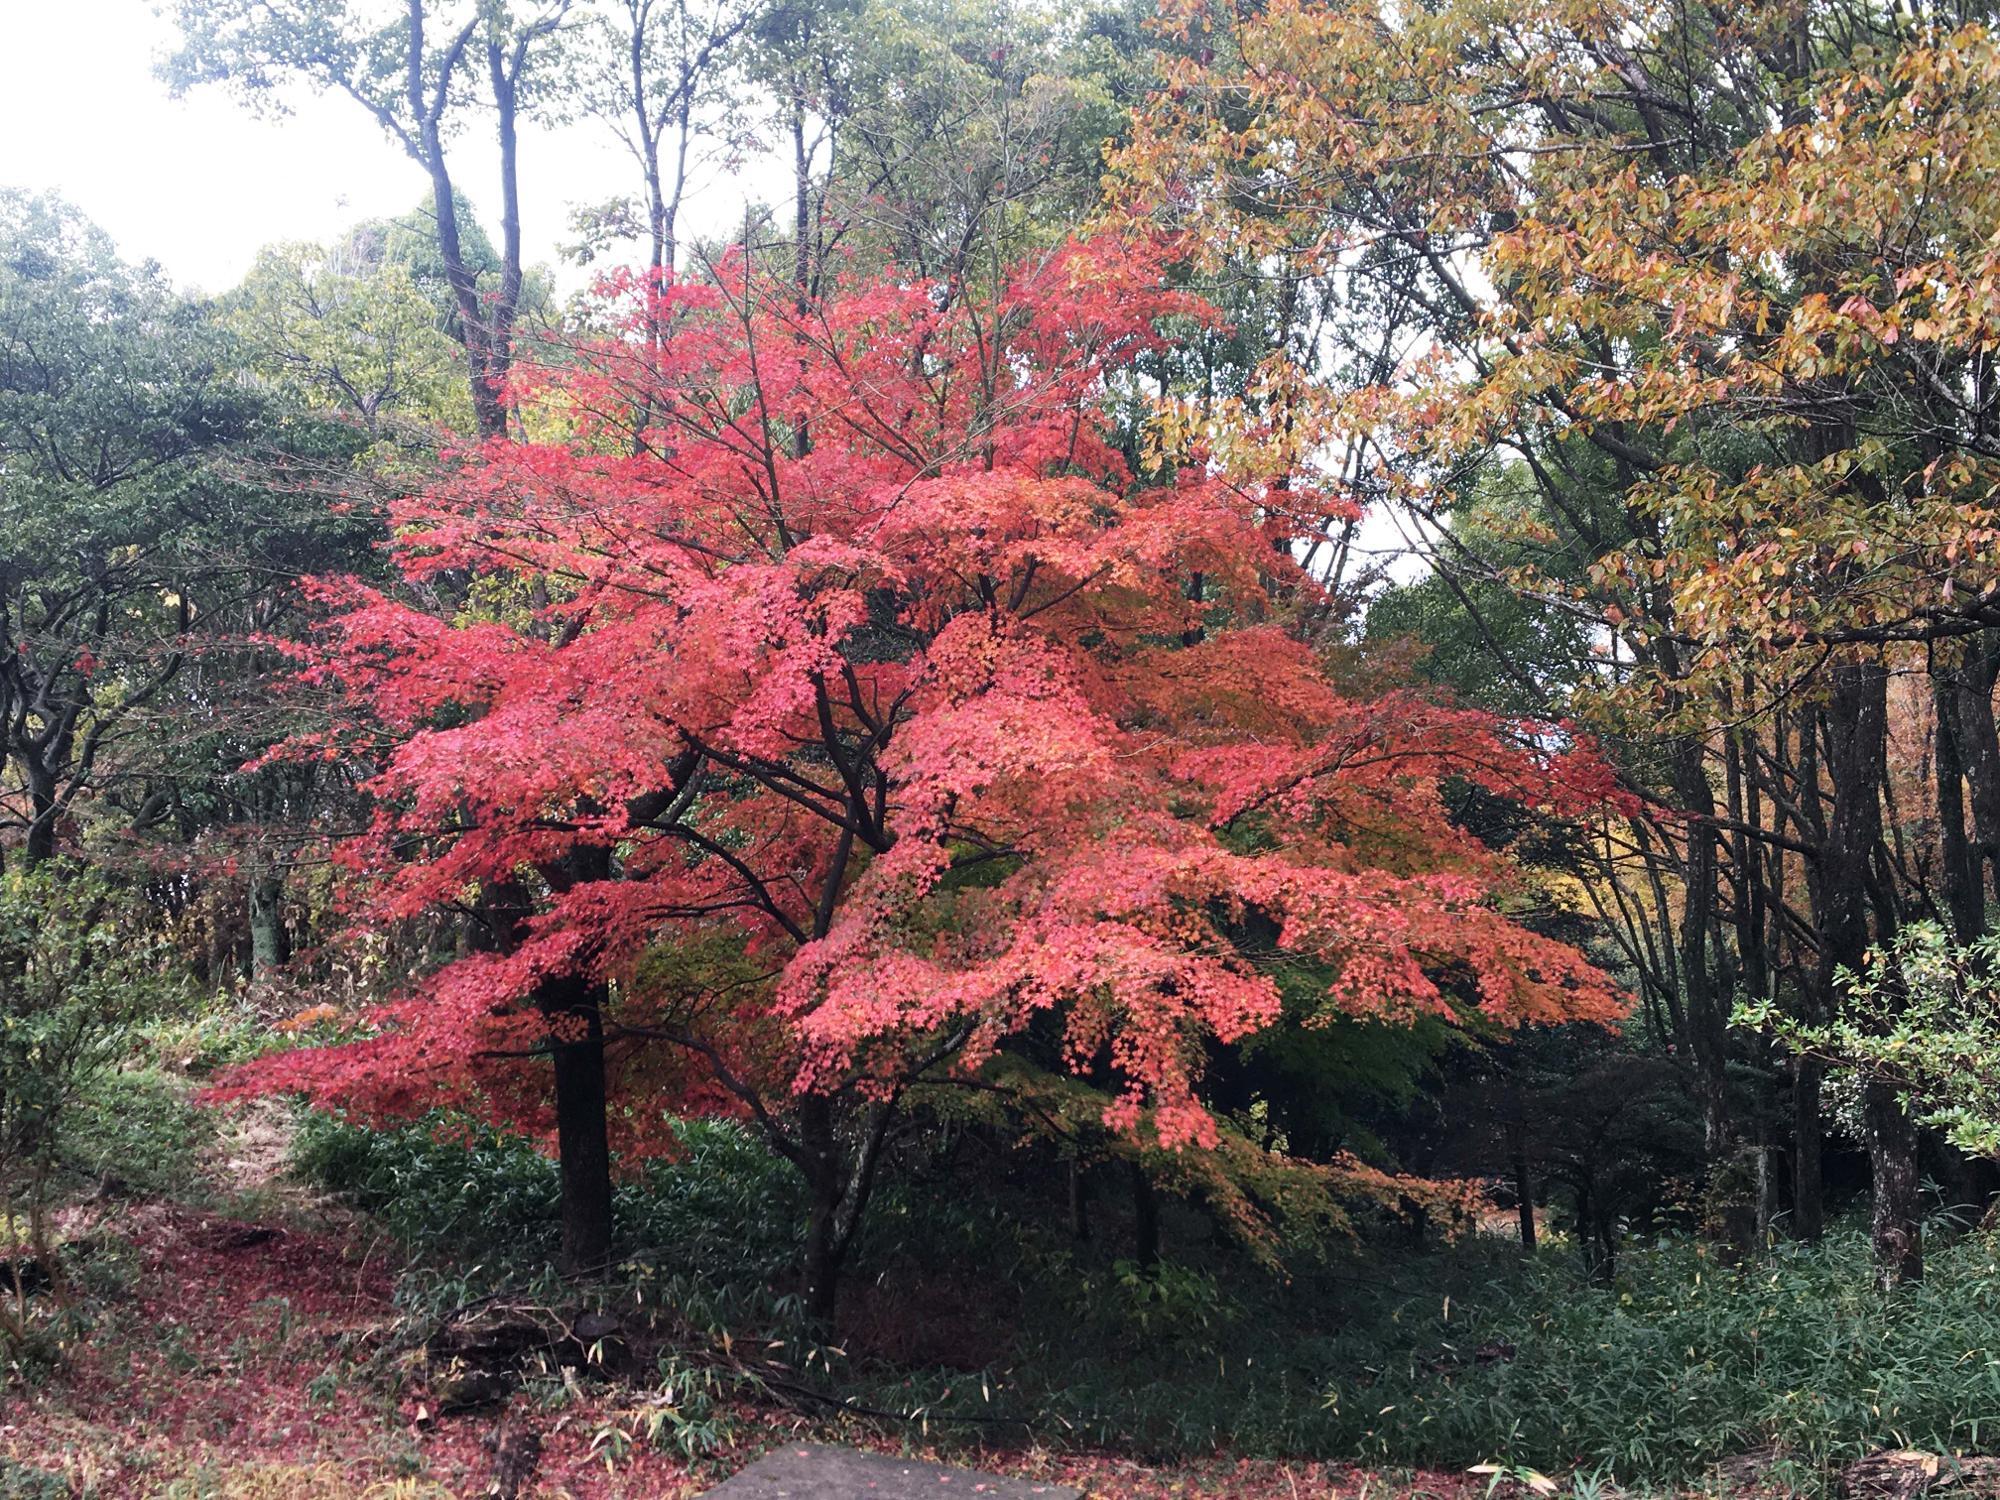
[290,1113,2000,1492]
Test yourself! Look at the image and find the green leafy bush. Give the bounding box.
[1,864,185,1344]
[292,1111,804,1280]
[1740,922,2000,1158]
[142,993,284,1078]
[0,1455,67,1500]
[62,1066,214,1201]
[292,1111,565,1261]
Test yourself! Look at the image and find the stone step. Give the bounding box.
[700,1443,1082,1498]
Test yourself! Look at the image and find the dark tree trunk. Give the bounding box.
[547,972,615,1274]
[798,1094,842,1328]
[1954,634,2000,916]
[1756,1132,1780,1245]
[1130,1161,1160,1268]
[788,86,815,462]
[1936,664,1984,940]
[1819,657,1918,1281]
[486,28,532,439]
[22,804,55,865]
[21,762,56,865]
[402,0,505,440]
[1508,1122,1537,1252]
[1575,1176,1613,1283]
[791,90,812,305]
[1667,734,1735,1169]
[1793,1054,1825,1241]
[1068,1159,1091,1241]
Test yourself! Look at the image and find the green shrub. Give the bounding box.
[142,994,282,1077]
[292,1111,563,1261]
[291,1111,803,1280]
[0,863,186,1347]
[63,1067,214,1199]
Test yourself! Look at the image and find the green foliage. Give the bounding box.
[0,192,250,552]
[292,1112,565,1261]
[976,1223,2000,1485]
[629,1352,753,1461]
[1098,1257,1232,1341]
[222,234,469,433]
[836,0,1130,267]
[0,192,260,859]
[1739,922,2000,1159]
[292,1111,805,1277]
[0,865,189,1359]
[0,866,185,1215]
[141,993,287,1078]
[1365,466,1601,719]
[1316,1229,2000,1484]
[62,1067,215,1202]
[356,196,556,360]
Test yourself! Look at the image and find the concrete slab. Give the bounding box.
[699,1444,1082,1498]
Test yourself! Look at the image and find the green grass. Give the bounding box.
[60,1066,216,1201]
[287,1114,2000,1491]
[1312,1230,2000,1481]
[139,994,286,1078]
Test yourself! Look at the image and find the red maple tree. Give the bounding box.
[218,235,1625,1317]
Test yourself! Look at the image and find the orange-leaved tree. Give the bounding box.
[1117,0,2000,1283]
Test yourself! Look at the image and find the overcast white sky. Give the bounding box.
[1,0,783,295]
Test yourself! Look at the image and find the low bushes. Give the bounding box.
[290,1116,2000,1490]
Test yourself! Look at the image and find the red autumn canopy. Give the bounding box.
[222,234,1624,1194]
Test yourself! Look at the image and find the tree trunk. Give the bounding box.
[547,972,614,1274]
[803,1187,839,1330]
[1756,1137,1779,1246]
[1667,735,1735,1175]
[791,89,812,305]
[1954,634,2000,917]
[1130,1161,1160,1268]
[1068,1159,1091,1241]
[21,762,56,865]
[1818,656,1916,1281]
[1864,1078,1923,1287]
[406,5,505,443]
[1508,1123,1536,1252]
[248,873,288,979]
[788,85,814,462]
[1793,1054,1825,1241]
[1575,1177,1611,1282]
[1936,664,1984,940]
[798,1094,842,1329]
[486,34,528,439]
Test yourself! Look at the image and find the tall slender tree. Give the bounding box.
[163,0,572,438]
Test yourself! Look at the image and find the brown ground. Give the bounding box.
[0,1131,1489,1500]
